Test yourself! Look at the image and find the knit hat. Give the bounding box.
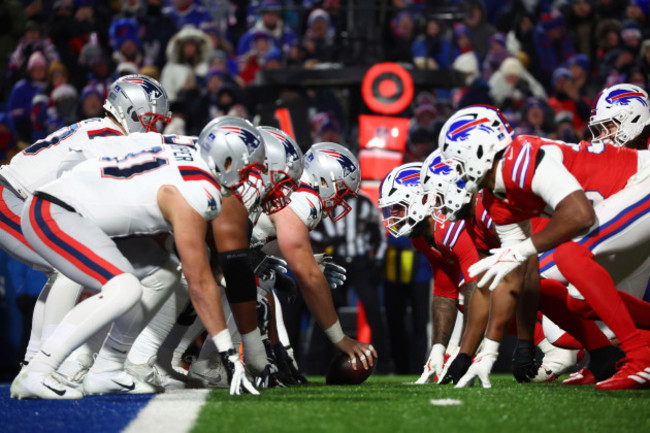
[308,8,331,27]
[567,54,590,72]
[500,57,523,77]
[80,83,102,103]
[552,67,572,86]
[27,52,48,71]
[453,52,479,75]
[540,7,565,31]
[52,84,78,102]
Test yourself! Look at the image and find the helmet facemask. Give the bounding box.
[231,165,266,212]
[323,179,357,222]
[261,169,299,214]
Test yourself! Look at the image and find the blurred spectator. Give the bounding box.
[299,8,338,67]
[79,83,104,119]
[451,51,493,109]
[139,65,161,82]
[0,113,17,162]
[481,32,510,81]
[405,127,436,163]
[314,115,342,143]
[386,10,416,64]
[600,22,642,83]
[45,61,69,96]
[552,110,581,142]
[161,26,212,102]
[463,0,496,61]
[7,51,47,145]
[109,17,143,66]
[116,61,139,78]
[638,39,650,89]
[595,0,628,20]
[137,0,179,70]
[29,93,51,142]
[238,29,275,86]
[7,20,59,84]
[531,6,576,89]
[505,11,535,60]
[488,57,547,109]
[50,83,79,129]
[564,0,598,58]
[514,97,554,138]
[625,0,649,32]
[567,53,597,100]
[595,18,622,62]
[452,23,473,57]
[412,17,452,70]
[0,0,25,101]
[547,67,591,133]
[207,49,239,79]
[409,99,439,135]
[162,0,212,30]
[236,0,298,57]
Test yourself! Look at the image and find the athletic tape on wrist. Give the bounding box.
[324,319,345,344]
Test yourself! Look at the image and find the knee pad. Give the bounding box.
[219,249,257,304]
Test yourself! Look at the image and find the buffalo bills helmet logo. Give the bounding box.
[428,155,453,176]
[319,150,357,176]
[395,168,421,187]
[446,117,493,141]
[592,88,650,116]
[218,126,262,151]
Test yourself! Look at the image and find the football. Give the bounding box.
[325,352,376,385]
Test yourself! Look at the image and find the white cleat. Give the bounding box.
[533,340,579,383]
[83,369,160,395]
[54,353,94,392]
[125,356,186,390]
[187,357,228,389]
[11,368,83,400]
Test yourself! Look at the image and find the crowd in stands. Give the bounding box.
[1,0,650,374]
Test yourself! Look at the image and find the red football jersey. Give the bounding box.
[484,135,639,225]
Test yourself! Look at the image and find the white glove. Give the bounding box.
[314,254,347,289]
[416,344,446,384]
[455,339,500,389]
[468,239,537,290]
[222,350,260,396]
[437,345,459,384]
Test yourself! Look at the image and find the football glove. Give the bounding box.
[455,339,500,389]
[255,363,288,389]
[468,239,537,290]
[512,339,537,383]
[220,349,259,396]
[439,351,472,385]
[416,344,446,384]
[314,254,347,289]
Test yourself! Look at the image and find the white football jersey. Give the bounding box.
[0,117,125,197]
[37,133,221,238]
[251,181,323,247]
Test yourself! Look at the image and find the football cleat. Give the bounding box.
[562,367,596,385]
[187,357,229,389]
[125,356,186,390]
[83,369,160,395]
[533,341,579,383]
[595,358,650,390]
[11,368,83,400]
[54,352,94,392]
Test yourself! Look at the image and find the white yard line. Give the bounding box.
[122,389,210,433]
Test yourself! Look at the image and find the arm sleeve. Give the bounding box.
[531,149,582,210]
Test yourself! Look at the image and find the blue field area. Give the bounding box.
[0,384,153,433]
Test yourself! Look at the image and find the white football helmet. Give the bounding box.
[103,74,171,134]
[378,162,429,237]
[438,106,511,193]
[197,116,266,204]
[303,142,361,222]
[588,84,650,147]
[420,149,474,223]
[439,104,513,159]
[258,126,304,214]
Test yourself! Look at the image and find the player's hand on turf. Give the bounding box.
[512,339,537,383]
[416,344,446,384]
[335,336,377,370]
[455,339,500,389]
[468,241,535,290]
[274,344,307,384]
[220,349,260,395]
[439,350,472,385]
[314,254,347,289]
[255,363,288,388]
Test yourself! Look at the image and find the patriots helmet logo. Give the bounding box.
[218,126,262,152]
[268,130,300,163]
[318,150,357,176]
[123,77,163,102]
[395,168,421,187]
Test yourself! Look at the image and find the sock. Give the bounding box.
[539,278,611,351]
[29,274,142,374]
[618,291,650,330]
[242,328,268,375]
[93,299,145,373]
[555,242,650,359]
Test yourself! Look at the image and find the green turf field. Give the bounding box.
[192,375,650,433]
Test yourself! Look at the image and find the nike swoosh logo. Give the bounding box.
[42,351,51,357]
[111,347,128,354]
[112,379,136,391]
[44,383,66,396]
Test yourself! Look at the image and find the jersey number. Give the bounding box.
[101,147,169,179]
[23,123,80,155]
